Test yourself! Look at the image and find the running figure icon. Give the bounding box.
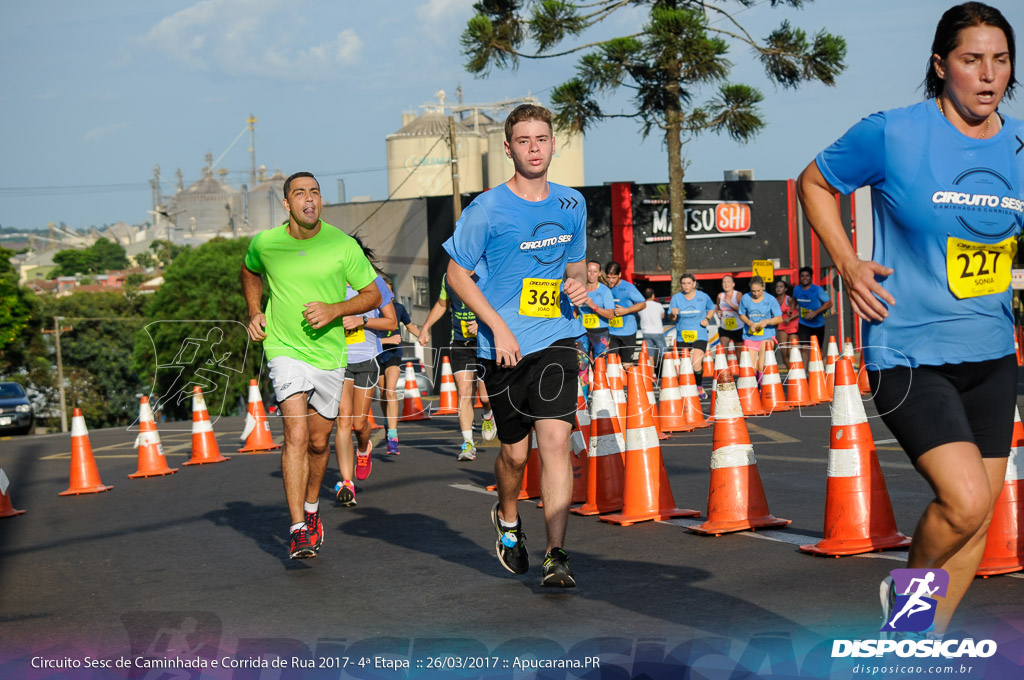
[887,572,939,628]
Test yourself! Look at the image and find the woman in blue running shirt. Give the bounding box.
[604,261,647,368]
[797,2,1021,638]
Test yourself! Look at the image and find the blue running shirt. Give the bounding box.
[792,284,830,329]
[669,290,716,342]
[739,294,782,342]
[580,283,615,331]
[817,101,1024,369]
[607,280,646,338]
[443,183,587,359]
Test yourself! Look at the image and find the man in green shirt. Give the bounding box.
[241,172,380,560]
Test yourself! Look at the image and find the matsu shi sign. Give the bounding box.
[647,199,753,242]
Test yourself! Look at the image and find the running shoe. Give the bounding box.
[355,440,373,480]
[304,510,324,551]
[386,436,400,455]
[458,441,477,461]
[697,385,707,400]
[481,416,497,442]
[335,480,357,507]
[541,547,576,588]
[879,575,895,637]
[490,502,528,574]
[288,527,317,559]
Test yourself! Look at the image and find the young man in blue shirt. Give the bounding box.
[444,105,588,588]
[792,266,832,366]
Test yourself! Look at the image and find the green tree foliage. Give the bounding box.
[461,0,846,278]
[0,247,45,375]
[150,239,189,268]
[41,291,147,428]
[50,237,130,277]
[134,237,264,420]
[133,251,158,269]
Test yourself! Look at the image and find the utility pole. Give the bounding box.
[247,114,258,188]
[45,316,70,433]
[448,115,461,225]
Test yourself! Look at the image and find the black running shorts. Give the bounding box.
[868,354,1017,463]
[797,323,826,347]
[608,333,637,363]
[479,337,580,444]
[450,339,482,375]
[718,327,744,344]
[376,346,404,371]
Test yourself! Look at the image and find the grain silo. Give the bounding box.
[386,106,485,200]
[171,155,243,240]
[247,166,288,231]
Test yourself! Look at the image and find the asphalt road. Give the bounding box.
[1,393,1022,679]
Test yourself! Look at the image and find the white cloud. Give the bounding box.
[84,123,129,142]
[142,0,363,79]
[415,0,474,24]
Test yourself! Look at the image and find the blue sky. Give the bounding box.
[2,0,1023,231]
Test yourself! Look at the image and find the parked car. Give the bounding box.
[394,357,433,400]
[0,382,34,435]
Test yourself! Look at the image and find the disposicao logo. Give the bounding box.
[831,569,998,660]
[882,568,948,633]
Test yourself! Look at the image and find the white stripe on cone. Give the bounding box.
[193,419,214,434]
[0,469,9,495]
[240,412,256,442]
[71,414,89,437]
[710,443,757,469]
[627,425,660,451]
[830,382,868,426]
[571,430,587,457]
[826,448,861,478]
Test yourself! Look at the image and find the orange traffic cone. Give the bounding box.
[978,407,1024,576]
[855,350,872,395]
[572,358,625,516]
[473,381,484,408]
[843,338,855,360]
[1016,331,1023,367]
[606,351,627,433]
[784,345,816,407]
[736,348,767,416]
[239,379,280,453]
[521,430,542,499]
[677,348,708,429]
[689,372,790,535]
[657,349,690,433]
[184,386,230,466]
[807,336,830,403]
[129,396,177,478]
[702,350,714,390]
[799,358,910,556]
[0,467,26,517]
[367,406,384,430]
[434,356,459,415]
[399,362,430,421]
[570,426,589,504]
[824,336,840,399]
[727,346,740,378]
[60,408,114,495]
[575,379,591,448]
[760,348,791,413]
[601,367,699,526]
[638,343,669,440]
[709,345,730,419]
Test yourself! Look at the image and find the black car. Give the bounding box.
[0,382,34,435]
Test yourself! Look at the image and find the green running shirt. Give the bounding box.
[244,222,377,369]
